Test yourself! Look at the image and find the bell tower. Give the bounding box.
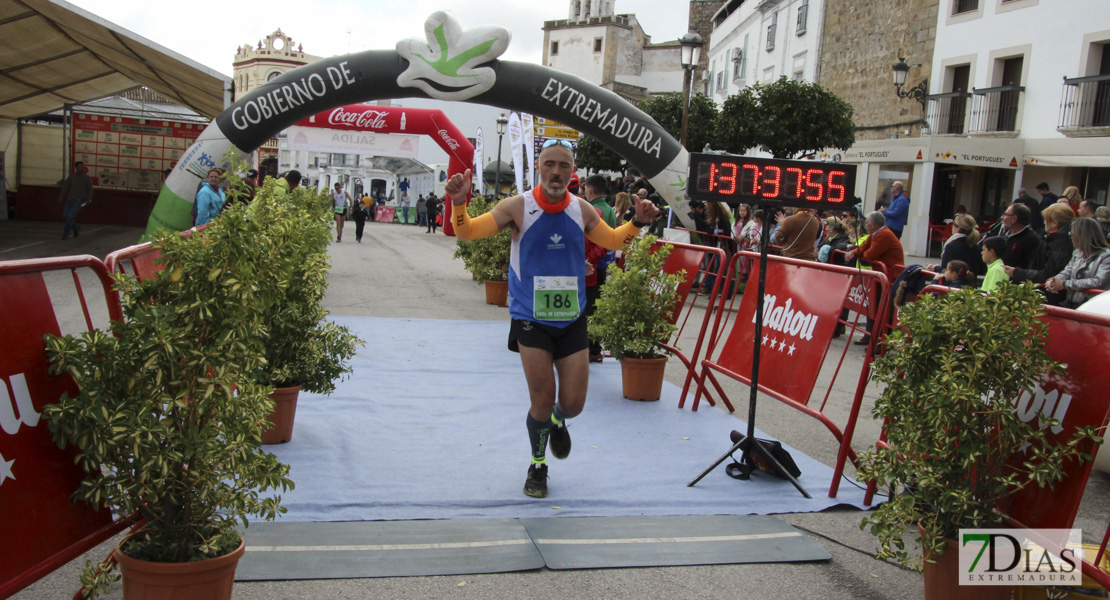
[231,29,320,98]
[568,0,615,22]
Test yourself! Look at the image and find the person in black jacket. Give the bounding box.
[425,194,440,234]
[697,201,734,294]
[1014,188,1044,234]
[1000,203,1041,269]
[930,213,986,276]
[1006,203,1074,306]
[1036,182,1059,212]
[351,195,369,243]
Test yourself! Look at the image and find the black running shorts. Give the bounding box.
[508,313,589,359]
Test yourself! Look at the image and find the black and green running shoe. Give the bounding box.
[523,463,548,498]
[549,422,571,459]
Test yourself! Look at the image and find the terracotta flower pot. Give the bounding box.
[115,537,245,600]
[485,280,508,305]
[262,385,302,445]
[619,355,668,401]
[919,524,1011,600]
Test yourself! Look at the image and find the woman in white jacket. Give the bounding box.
[1047,218,1110,308]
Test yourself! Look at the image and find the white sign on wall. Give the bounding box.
[286,126,420,158]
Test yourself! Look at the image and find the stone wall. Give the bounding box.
[688,0,725,74]
[818,0,939,140]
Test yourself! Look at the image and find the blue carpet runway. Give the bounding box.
[262,317,872,522]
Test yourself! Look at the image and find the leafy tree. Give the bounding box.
[573,93,719,172]
[638,93,719,153]
[575,133,626,174]
[716,77,855,159]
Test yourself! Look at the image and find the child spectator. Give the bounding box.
[980,236,1008,292]
[938,260,977,289]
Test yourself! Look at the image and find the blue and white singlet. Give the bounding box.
[508,188,587,327]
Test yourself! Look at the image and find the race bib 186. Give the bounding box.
[533,276,579,321]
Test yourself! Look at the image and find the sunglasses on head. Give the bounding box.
[541,139,574,150]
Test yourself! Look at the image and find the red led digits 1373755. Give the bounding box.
[687,153,858,210]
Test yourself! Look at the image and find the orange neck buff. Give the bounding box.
[532,185,572,214]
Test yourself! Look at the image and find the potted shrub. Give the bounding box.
[856,282,1101,600]
[245,177,362,444]
[453,195,511,305]
[588,235,684,401]
[43,205,294,599]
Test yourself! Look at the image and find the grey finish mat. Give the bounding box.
[520,515,831,570]
[236,519,543,580]
[234,516,828,580]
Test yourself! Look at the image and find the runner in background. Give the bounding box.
[332,182,350,242]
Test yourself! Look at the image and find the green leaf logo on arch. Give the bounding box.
[396,11,510,101]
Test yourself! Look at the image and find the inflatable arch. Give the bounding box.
[144,11,692,239]
[288,104,473,234]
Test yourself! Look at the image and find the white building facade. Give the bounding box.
[929,0,1109,206]
[834,0,1109,257]
[543,1,685,102]
[703,0,825,102]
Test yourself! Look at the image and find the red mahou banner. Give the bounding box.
[715,259,854,405]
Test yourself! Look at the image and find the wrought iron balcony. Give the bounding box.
[925,91,972,135]
[1057,73,1110,137]
[796,4,808,34]
[968,85,1024,135]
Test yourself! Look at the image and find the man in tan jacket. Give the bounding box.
[774,207,820,260]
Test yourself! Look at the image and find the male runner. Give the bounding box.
[445,139,660,498]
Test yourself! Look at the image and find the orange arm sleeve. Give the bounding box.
[452,206,501,240]
[586,219,643,251]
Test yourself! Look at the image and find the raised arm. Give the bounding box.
[446,169,515,240]
[585,195,660,251]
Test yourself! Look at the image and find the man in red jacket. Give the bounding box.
[845,211,905,345]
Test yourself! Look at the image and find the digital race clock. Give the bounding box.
[687,153,858,210]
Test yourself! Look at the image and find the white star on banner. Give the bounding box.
[0,453,14,486]
[762,335,769,346]
[788,343,796,355]
[778,340,787,351]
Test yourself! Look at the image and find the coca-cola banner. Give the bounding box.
[715,258,854,405]
[843,276,880,320]
[297,105,401,130]
[143,10,688,237]
[285,126,420,158]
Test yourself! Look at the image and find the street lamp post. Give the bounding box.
[679,31,704,149]
[494,114,508,198]
[892,57,929,115]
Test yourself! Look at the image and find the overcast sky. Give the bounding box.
[68,0,693,77]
